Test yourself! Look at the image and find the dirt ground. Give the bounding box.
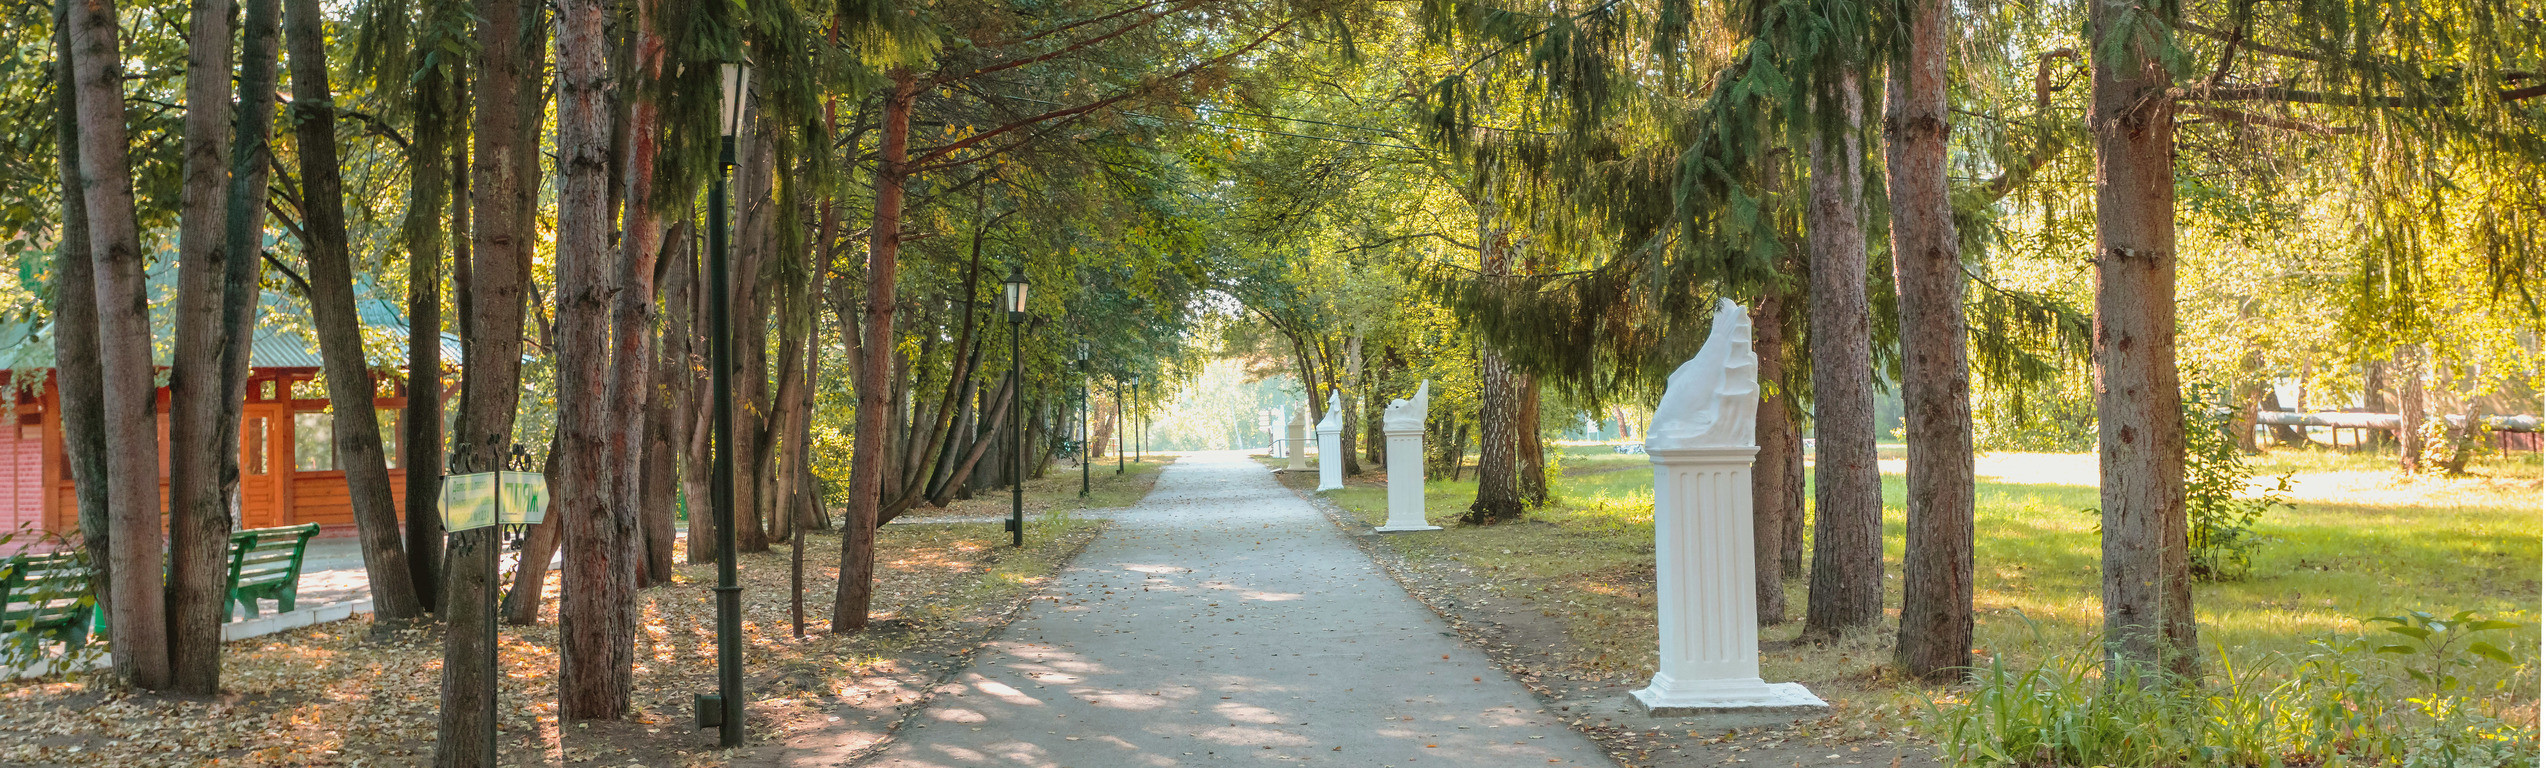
[0,460,1166,767]
[1269,466,1941,768]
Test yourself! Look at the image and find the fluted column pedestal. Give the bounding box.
[1314,423,1344,491]
[1377,429,1438,532]
[1285,416,1309,472]
[1630,446,1827,715]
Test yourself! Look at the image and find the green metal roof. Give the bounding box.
[0,265,461,372]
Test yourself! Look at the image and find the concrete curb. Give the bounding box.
[222,599,374,642]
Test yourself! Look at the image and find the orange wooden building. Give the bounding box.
[0,282,455,548]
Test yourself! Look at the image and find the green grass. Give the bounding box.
[1284,445,2541,733]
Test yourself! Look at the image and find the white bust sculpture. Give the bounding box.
[1382,380,1430,432]
[1315,391,1342,432]
[1645,298,1759,451]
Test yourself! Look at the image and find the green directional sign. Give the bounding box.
[438,471,551,531]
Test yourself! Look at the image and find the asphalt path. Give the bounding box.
[864,450,1608,768]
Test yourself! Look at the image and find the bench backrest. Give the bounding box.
[229,524,322,586]
[0,553,91,630]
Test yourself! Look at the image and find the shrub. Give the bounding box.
[1924,612,2539,768]
[2183,398,2291,582]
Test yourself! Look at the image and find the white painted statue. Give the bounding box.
[1645,298,1759,451]
[1314,391,1344,491]
[1377,381,1437,532]
[1630,298,1824,715]
[1382,380,1429,432]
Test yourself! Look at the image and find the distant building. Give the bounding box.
[0,272,455,549]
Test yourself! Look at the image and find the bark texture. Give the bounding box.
[403,60,454,615]
[2089,0,2196,677]
[1802,70,1885,641]
[553,0,635,716]
[834,73,916,632]
[164,0,240,693]
[2397,345,2425,472]
[1750,293,1796,625]
[437,0,540,756]
[1467,221,1525,524]
[49,0,116,683]
[286,0,423,623]
[66,0,171,688]
[1886,0,1975,679]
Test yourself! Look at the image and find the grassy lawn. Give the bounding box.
[1300,443,2541,732]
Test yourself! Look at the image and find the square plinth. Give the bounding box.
[1629,681,1829,717]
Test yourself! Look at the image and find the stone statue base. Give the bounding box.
[1630,676,1827,716]
[1376,429,1437,532]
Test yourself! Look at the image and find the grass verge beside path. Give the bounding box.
[1266,446,2539,768]
[0,457,1170,767]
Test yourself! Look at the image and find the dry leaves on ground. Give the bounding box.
[0,459,1167,767]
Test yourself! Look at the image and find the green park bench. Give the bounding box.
[227,523,321,619]
[0,553,94,650]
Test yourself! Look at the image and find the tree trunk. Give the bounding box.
[936,374,1019,499]
[205,0,277,657]
[67,0,172,688]
[1449,422,1469,482]
[2260,390,2307,445]
[2397,345,2425,472]
[644,223,695,585]
[49,0,117,683]
[2438,393,2482,475]
[1516,375,1546,506]
[1801,69,1883,641]
[2089,0,2195,678]
[681,233,715,566]
[2231,386,2264,454]
[1780,438,1804,579]
[1468,217,1525,524]
[1751,293,1797,625]
[402,44,455,617]
[286,0,424,624]
[1340,337,1363,476]
[163,0,238,694]
[835,72,915,632]
[553,0,637,716]
[439,0,540,754]
[1886,0,1975,677]
[731,111,775,554]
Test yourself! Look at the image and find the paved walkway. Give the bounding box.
[866,450,1607,768]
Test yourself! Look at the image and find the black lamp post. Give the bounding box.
[1115,377,1126,475]
[1003,266,1029,547]
[1077,342,1090,498]
[696,59,748,749]
[1132,376,1142,463]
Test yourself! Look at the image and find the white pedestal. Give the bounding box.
[1630,446,1827,715]
[1286,421,1309,472]
[1315,425,1344,491]
[1377,429,1438,532]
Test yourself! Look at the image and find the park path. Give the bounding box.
[861,450,1608,768]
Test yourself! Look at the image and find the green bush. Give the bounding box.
[1924,612,2539,768]
[2183,399,2291,582]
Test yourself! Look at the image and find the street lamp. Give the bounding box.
[1116,376,1127,475]
[1076,342,1090,498]
[1004,267,1029,547]
[696,58,749,750]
